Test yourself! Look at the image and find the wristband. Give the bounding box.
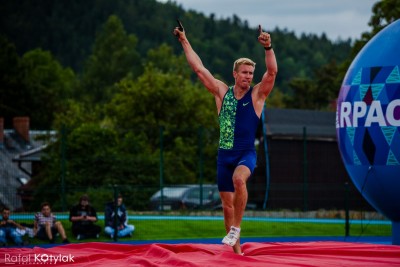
[264,45,273,50]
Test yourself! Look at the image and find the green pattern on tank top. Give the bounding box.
[219,87,237,149]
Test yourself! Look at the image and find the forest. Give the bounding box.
[0,0,399,210]
[1,0,356,128]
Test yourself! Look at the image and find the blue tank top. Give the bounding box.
[218,86,260,150]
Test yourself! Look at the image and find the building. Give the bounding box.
[0,117,55,211]
[248,108,374,211]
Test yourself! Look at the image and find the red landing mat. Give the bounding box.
[1,241,400,266]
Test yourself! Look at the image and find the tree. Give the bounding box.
[285,60,341,110]
[285,78,316,109]
[38,43,219,210]
[79,15,142,104]
[145,43,190,76]
[265,88,286,108]
[20,49,76,129]
[332,0,400,104]
[1,0,353,101]
[108,58,218,184]
[0,42,75,129]
[352,0,400,57]
[0,36,24,127]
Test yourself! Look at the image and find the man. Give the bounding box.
[173,22,277,254]
[104,194,135,239]
[0,207,24,246]
[69,194,101,240]
[34,202,69,244]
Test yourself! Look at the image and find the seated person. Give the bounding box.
[69,194,101,240]
[104,194,134,238]
[34,202,69,244]
[0,207,24,246]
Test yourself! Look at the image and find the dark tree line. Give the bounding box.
[1,0,353,114]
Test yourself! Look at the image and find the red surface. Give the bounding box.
[1,241,400,266]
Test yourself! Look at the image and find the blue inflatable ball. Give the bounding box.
[336,19,400,230]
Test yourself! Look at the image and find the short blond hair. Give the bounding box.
[233,58,256,72]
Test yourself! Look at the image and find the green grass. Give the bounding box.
[24,218,391,245]
[134,219,390,240]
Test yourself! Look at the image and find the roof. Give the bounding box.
[264,108,336,140]
[0,130,56,210]
[12,144,48,162]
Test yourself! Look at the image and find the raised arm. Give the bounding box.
[254,25,278,101]
[173,21,227,99]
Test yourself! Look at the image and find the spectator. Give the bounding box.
[104,194,135,238]
[0,207,24,246]
[69,194,101,240]
[34,202,69,244]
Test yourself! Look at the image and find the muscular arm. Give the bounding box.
[258,47,278,98]
[173,24,227,112]
[253,25,278,115]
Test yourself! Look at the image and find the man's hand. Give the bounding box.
[257,25,271,48]
[173,19,185,41]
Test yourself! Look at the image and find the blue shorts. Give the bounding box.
[217,149,257,192]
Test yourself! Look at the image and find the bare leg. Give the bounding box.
[220,192,234,234]
[45,222,53,240]
[220,192,242,254]
[55,221,67,240]
[232,165,249,227]
[220,165,250,254]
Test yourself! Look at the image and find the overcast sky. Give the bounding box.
[159,0,378,41]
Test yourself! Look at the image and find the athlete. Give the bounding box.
[173,21,277,255]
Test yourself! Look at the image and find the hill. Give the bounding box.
[0,0,352,93]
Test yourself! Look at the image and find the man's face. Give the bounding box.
[80,199,89,207]
[41,205,51,217]
[117,197,123,206]
[233,64,254,89]
[1,210,10,220]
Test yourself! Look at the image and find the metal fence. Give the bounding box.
[0,184,391,244]
[0,123,392,242]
